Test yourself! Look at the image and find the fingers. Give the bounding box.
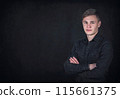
[94,63,96,67]
[69,57,79,64]
[73,57,79,64]
[69,57,76,63]
[89,63,96,70]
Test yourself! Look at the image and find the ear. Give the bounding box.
[98,21,101,28]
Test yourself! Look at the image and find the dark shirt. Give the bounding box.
[64,32,113,82]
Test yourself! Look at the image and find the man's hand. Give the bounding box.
[89,63,96,70]
[69,57,79,64]
[69,57,96,70]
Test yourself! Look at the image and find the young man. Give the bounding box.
[64,9,113,82]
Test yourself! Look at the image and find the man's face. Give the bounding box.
[82,15,101,36]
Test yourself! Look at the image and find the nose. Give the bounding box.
[87,24,91,28]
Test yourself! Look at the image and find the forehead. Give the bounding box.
[82,15,98,21]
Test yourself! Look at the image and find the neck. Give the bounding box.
[87,32,98,42]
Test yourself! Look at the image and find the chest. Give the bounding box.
[75,41,102,63]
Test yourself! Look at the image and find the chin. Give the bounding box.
[85,32,93,35]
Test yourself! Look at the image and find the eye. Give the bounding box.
[83,21,88,24]
[91,21,95,24]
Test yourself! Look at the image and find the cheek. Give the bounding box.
[83,25,87,29]
[92,25,98,30]
[82,25,86,30]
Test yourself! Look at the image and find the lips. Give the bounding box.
[86,29,92,31]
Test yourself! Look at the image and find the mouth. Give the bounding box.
[86,29,92,32]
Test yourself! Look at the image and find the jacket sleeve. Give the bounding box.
[83,41,113,78]
[64,41,89,75]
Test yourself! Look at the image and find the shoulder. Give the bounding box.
[100,35,113,51]
[74,37,86,45]
[101,35,113,46]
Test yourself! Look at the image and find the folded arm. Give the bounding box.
[82,41,113,78]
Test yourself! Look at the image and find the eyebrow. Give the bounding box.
[83,20,95,22]
[83,20,96,23]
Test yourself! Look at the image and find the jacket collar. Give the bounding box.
[82,32,102,44]
[92,32,102,42]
